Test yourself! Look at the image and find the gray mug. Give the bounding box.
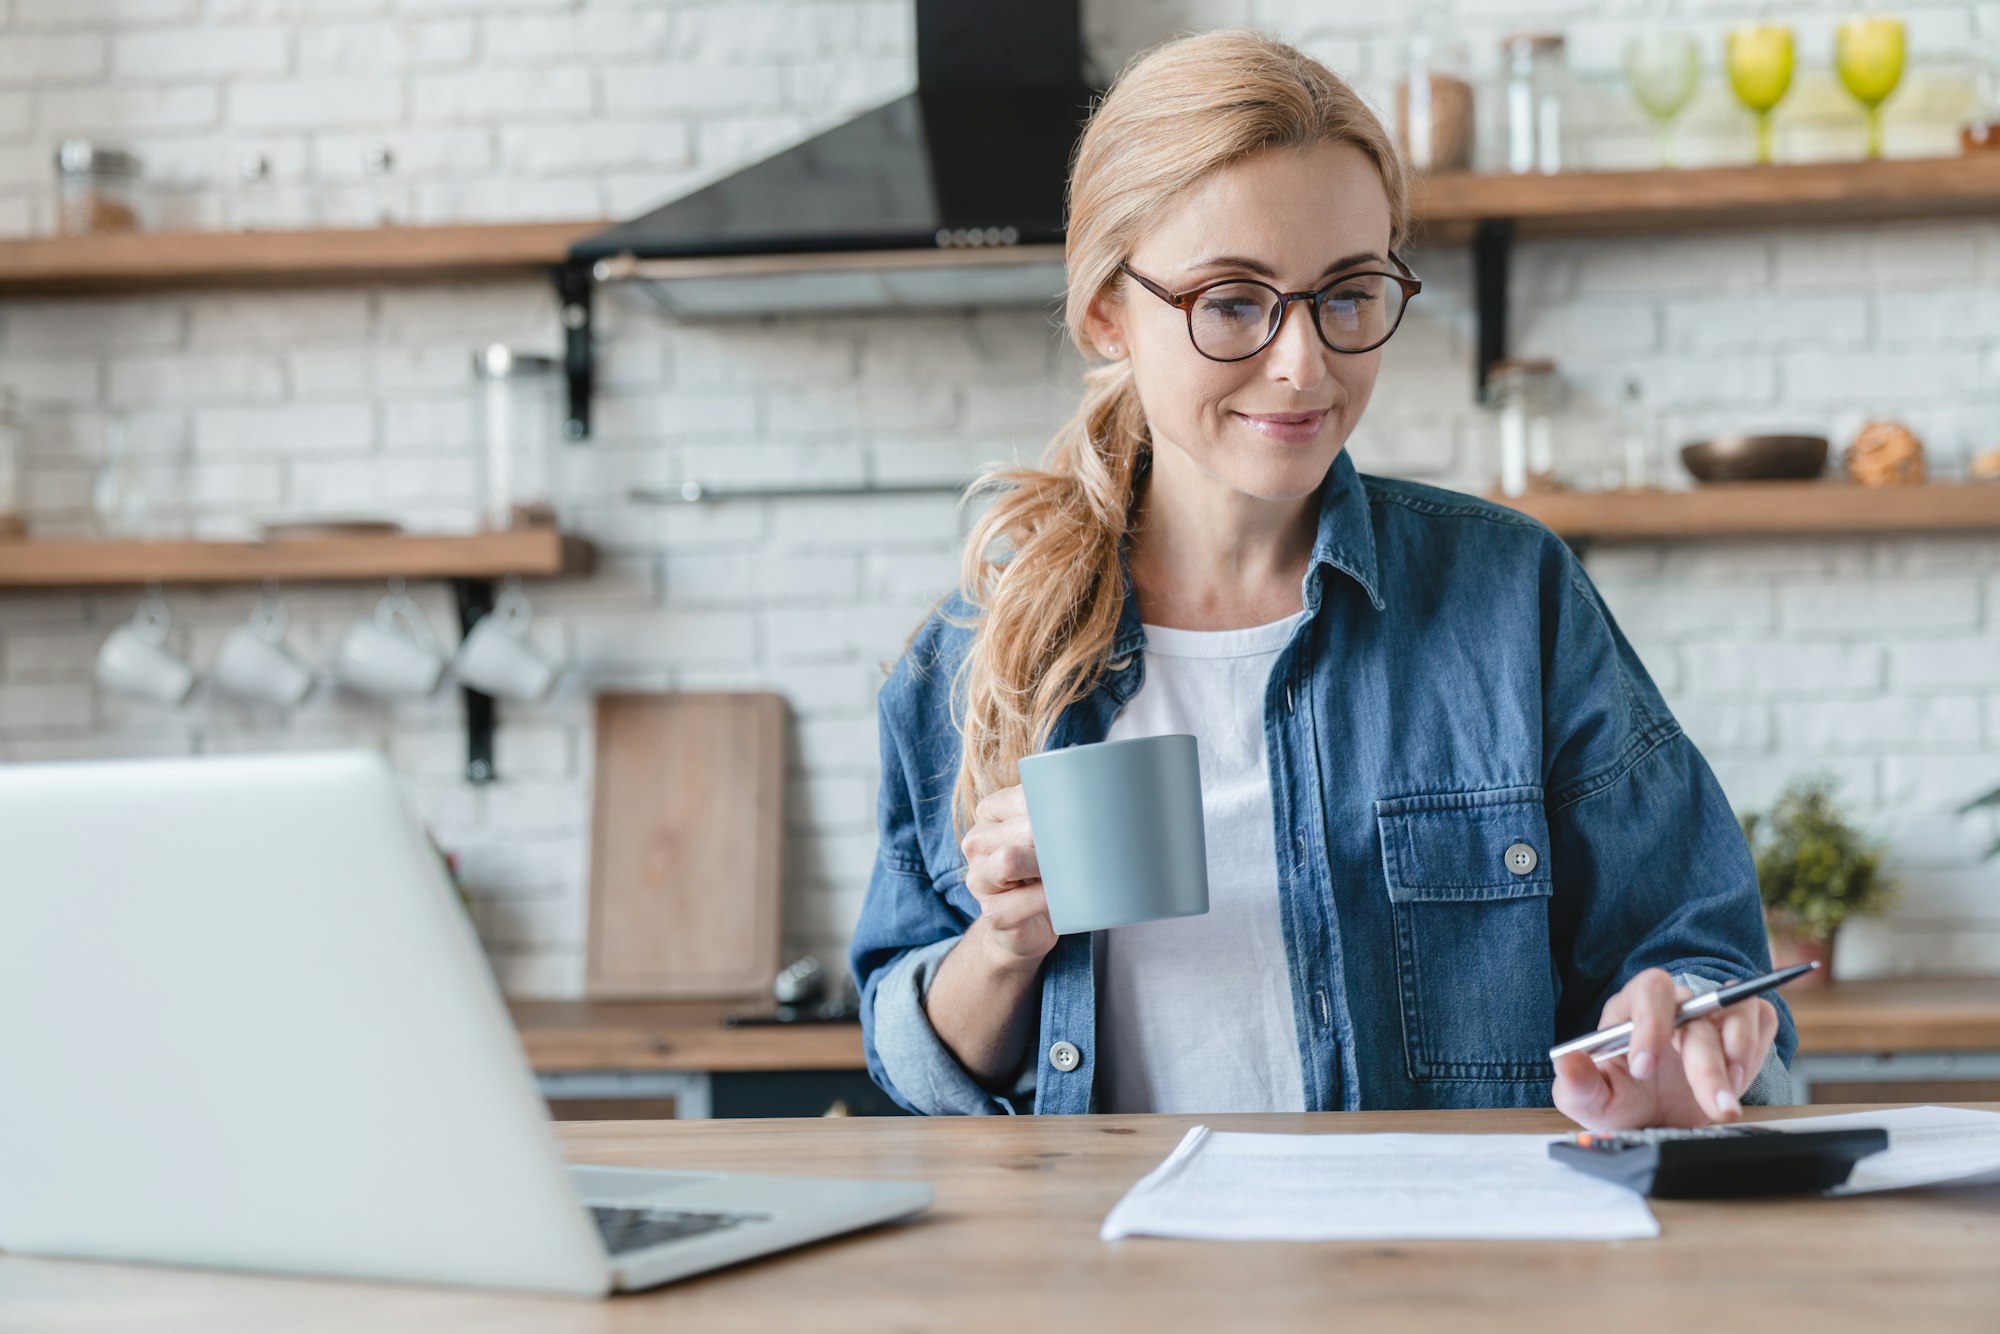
[1017,733,1210,936]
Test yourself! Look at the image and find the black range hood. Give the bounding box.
[567,0,1093,317]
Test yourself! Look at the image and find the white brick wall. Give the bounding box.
[0,0,1996,993]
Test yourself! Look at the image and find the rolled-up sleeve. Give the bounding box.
[870,935,1035,1115]
[850,674,1029,1116]
[1540,543,1798,1097]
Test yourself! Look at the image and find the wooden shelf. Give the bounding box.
[0,156,1994,299]
[0,220,603,297]
[1412,155,2000,245]
[0,529,593,588]
[1492,481,2000,541]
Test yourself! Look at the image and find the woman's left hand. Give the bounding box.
[1551,967,1778,1131]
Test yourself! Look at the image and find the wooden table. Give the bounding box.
[5,1104,1996,1332]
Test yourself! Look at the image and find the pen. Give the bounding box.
[1547,961,1819,1065]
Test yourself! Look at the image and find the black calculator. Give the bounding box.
[1548,1125,1889,1198]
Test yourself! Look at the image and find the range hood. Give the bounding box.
[569,0,1093,317]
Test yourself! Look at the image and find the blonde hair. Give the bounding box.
[941,29,1411,837]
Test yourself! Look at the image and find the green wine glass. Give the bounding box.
[1836,16,1906,159]
[1726,23,1796,164]
[1624,31,1701,167]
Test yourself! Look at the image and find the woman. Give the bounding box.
[850,31,1793,1129]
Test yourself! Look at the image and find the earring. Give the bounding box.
[1107,344,1121,357]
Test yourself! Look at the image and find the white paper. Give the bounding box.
[1100,1125,1660,1242]
[1754,1104,2000,1194]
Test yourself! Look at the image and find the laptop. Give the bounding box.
[0,750,930,1298]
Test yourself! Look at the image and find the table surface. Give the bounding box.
[508,977,2000,1076]
[5,1103,1997,1333]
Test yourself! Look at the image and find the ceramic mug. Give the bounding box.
[452,581,556,701]
[210,593,314,706]
[96,595,196,705]
[333,586,446,698]
[1016,733,1211,935]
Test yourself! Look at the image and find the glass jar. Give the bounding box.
[474,344,562,531]
[0,389,23,539]
[54,139,142,236]
[1501,33,1567,175]
[92,412,191,539]
[1396,26,1475,172]
[1486,358,1567,497]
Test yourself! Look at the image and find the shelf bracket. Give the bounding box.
[555,260,594,442]
[451,577,498,785]
[1472,217,1514,403]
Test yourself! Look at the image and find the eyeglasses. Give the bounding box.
[1118,254,1422,362]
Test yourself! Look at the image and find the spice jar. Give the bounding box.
[1502,33,1567,175]
[1396,29,1475,172]
[474,344,562,531]
[54,139,142,235]
[1486,358,1567,498]
[0,389,24,539]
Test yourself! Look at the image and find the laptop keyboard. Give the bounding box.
[588,1204,769,1256]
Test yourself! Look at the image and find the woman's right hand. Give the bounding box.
[958,784,1057,971]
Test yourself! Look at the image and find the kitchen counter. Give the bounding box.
[1786,978,2000,1053]
[511,1000,864,1074]
[509,1000,871,1121]
[1783,978,2000,1104]
[507,978,2000,1114]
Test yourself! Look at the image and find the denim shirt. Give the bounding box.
[850,450,1796,1116]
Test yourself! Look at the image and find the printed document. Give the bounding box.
[1100,1125,1660,1242]
[1758,1104,2000,1194]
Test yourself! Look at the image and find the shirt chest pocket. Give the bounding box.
[1374,786,1558,1083]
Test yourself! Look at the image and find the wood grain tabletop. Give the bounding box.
[4,1102,1996,1333]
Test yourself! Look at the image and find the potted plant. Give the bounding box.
[1739,775,1898,985]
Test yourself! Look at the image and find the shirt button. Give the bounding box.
[1048,1040,1081,1073]
[1505,842,1539,876]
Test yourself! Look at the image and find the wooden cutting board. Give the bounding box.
[585,692,787,999]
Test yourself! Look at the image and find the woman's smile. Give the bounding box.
[1231,407,1330,444]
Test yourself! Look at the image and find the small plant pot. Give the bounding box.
[1766,922,1835,984]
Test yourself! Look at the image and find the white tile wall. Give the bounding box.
[0,0,1996,994]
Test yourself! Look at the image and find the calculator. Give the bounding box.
[1548,1125,1889,1199]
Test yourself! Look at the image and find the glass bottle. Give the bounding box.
[1486,359,1566,497]
[1609,376,1664,492]
[1964,38,2000,151]
[92,413,191,539]
[0,389,24,539]
[234,150,285,232]
[473,344,562,531]
[364,142,405,227]
[1502,33,1567,175]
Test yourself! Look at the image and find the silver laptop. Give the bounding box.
[0,750,930,1298]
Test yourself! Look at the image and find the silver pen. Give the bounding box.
[1547,961,1818,1065]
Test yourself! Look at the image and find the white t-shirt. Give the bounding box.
[1093,611,1308,1115]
